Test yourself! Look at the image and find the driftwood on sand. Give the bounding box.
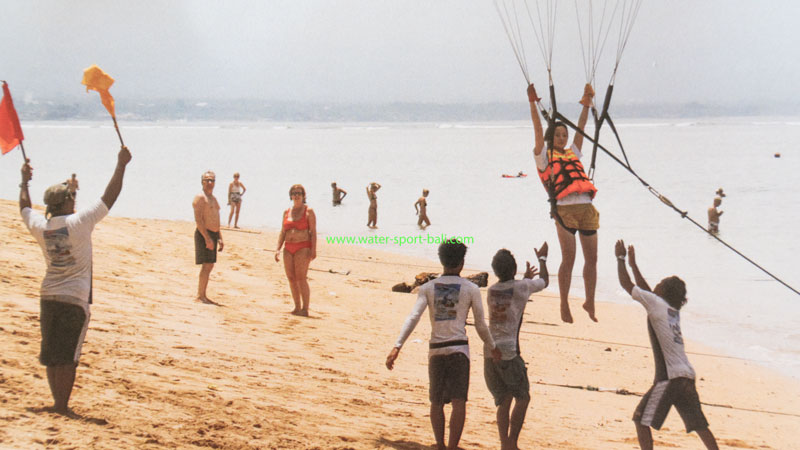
[392,271,488,293]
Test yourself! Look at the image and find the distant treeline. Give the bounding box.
[15,98,800,122]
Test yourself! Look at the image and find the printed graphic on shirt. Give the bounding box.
[43,227,75,269]
[488,287,514,326]
[433,283,461,321]
[667,309,684,344]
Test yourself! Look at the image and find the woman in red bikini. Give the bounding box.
[274,184,317,316]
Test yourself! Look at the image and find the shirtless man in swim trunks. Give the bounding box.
[331,182,347,206]
[66,173,79,196]
[415,188,431,230]
[193,171,224,304]
[707,197,723,233]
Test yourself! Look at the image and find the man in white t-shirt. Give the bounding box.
[484,243,548,450]
[615,240,719,450]
[386,239,501,450]
[19,146,131,415]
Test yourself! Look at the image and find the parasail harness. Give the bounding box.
[494,0,799,296]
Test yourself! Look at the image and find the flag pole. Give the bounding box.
[112,116,125,146]
[19,141,28,162]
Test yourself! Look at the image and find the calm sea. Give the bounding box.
[2,118,799,378]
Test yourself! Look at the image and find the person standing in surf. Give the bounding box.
[527,83,598,323]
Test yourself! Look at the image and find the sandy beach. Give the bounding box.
[1,197,798,450]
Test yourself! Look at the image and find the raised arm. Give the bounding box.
[101,146,132,210]
[528,84,545,156]
[19,159,32,212]
[573,84,594,151]
[534,241,549,288]
[615,240,634,294]
[627,244,651,291]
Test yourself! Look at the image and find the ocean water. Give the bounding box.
[2,117,799,378]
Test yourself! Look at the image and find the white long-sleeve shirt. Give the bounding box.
[394,275,495,359]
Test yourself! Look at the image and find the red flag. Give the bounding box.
[0,81,24,155]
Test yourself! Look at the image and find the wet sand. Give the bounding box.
[1,198,798,449]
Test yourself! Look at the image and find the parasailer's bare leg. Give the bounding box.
[555,222,576,323]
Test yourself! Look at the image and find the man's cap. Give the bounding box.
[43,183,73,206]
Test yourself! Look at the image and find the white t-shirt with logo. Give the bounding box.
[631,286,696,380]
[22,199,109,305]
[484,278,547,360]
[395,275,495,359]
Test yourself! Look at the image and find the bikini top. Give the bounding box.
[283,206,309,231]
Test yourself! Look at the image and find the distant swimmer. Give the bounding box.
[366,182,381,228]
[415,188,431,230]
[528,82,599,323]
[227,172,246,228]
[193,171,224,305]
[615,240,720,450]
[275,184,316,317]
[708,197,723,233]
[19,146,131,415]
[331,182,347,206]
[65,173,79,196]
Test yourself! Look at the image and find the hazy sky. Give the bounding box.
[2,0,799,105]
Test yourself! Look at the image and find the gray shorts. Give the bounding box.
[633,377,709,433]
[484,355,530,406]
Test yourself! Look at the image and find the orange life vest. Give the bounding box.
[537,148,597,200]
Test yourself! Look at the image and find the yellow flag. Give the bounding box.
[82,65,116,118]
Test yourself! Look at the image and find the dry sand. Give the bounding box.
[1,198,799,449]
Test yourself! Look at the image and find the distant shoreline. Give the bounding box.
[15,99,800,122]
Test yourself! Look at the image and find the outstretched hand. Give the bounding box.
[614,239,627,259]
[627,244,636,267]
[535,241,548,259]
[527,84,541,103]
[523,261,539,279]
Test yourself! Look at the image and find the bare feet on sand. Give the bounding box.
[583,301,598,322]
[196,296,220,306]
[290,309,309,317]
[560,301,574,323]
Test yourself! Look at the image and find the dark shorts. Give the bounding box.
[429,352,470,404]
[633,377,709,433]
[40,298,89,366]
[195,229,219,264]
[484,356,531,406]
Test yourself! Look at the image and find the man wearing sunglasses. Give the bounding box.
[193,171,224,304]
